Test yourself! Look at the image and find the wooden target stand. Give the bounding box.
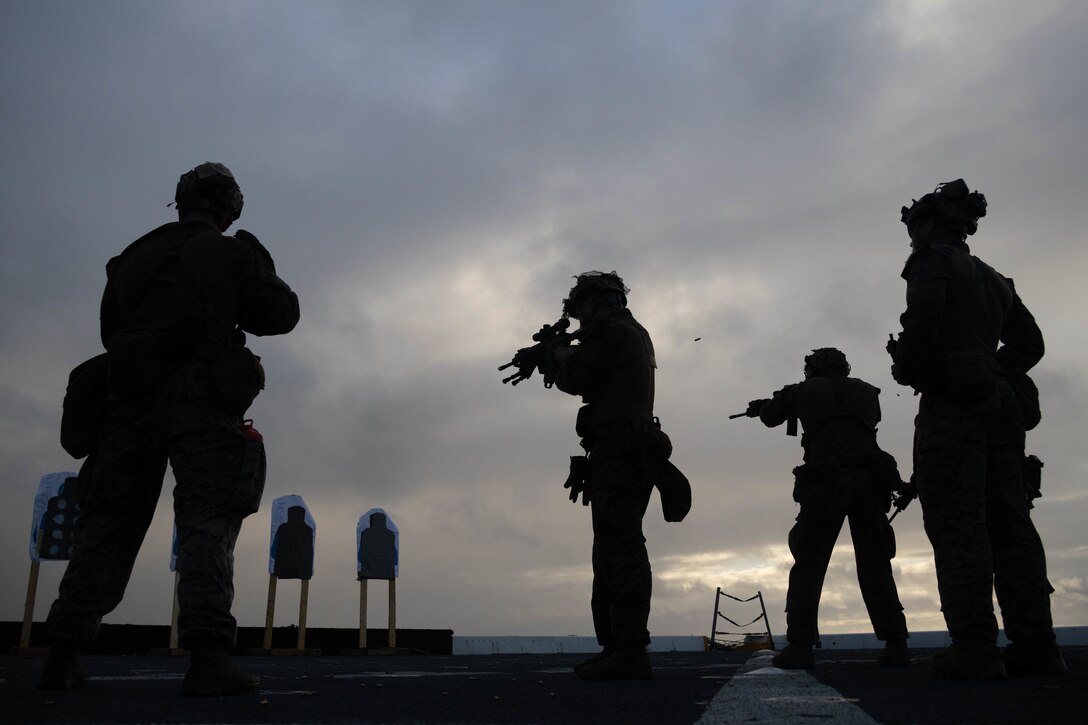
[15,531,49,655]
[259,573,320,655]
[162,571,320,657]
[358,576,396,652]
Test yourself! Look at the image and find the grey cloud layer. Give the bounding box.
[2,0,1086,638]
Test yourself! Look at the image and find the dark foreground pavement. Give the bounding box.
[2,647,1084,724]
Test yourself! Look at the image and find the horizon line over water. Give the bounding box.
[454,627,1088,654]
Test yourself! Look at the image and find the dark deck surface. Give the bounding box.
[3,647,1084,723]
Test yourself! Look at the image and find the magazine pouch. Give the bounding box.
[791,458,838,505]
[208,344,265,416]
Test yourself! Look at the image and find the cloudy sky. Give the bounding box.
[2,0,1086,644]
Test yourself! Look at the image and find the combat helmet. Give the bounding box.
[562,270,629,316]
[804,347,851,378]
[174,162,244,221]
[901,179,987,237]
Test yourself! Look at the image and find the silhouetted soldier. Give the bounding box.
[359,511,397,580]
[890,179,1066,679]
[41,163,300,695]
[745,348,909,669]
[548,271,658,680]
[273,506,315,580]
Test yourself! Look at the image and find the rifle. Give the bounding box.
[730,399,766,420]
[499,316,582,387]
[730,399,796,436]
[889,476,917,522]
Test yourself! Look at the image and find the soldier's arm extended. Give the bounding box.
[234,230,300,337]
[758,384,799,429]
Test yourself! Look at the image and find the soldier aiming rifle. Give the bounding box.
[735,348,911,669]
[499,271,689,681]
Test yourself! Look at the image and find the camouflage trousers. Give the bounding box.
[47,387,265,650]
[589,451,654,649]
[914,381,1056,647]
[785,468,908,646]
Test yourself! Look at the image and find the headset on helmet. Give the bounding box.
[901,179,987,236]
[804,347,850,377]
[174,162,244,221]
[562,270,629,316]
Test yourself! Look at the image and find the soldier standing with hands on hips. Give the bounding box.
[41,163,300,696]
[889,179,1066,680]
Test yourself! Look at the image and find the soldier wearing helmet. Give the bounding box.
[549,271,659,680]
[744,348,910,669]
[890,179,1065,679]
[41,163,300,696]
[174,161,245,223]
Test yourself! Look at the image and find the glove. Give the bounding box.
[537,342,573,375]
[745,399,769,417]
[563,455,592,506]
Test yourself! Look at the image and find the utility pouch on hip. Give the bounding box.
[575,404,594,438]
[1023,454,1043,507]
[208,344,265,416]
[882,517,898,558]
[655,460,691,522]
[61,352,110,459]
[791,459,838,504]
[634,417,673,460]
[1007,369,1041,431]
[867,448,904,492]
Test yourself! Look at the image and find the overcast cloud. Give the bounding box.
[2,0,1086,642]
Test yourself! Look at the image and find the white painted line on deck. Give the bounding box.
[696,650,878,724]
[331,670,504,678]
[90,673,184,681]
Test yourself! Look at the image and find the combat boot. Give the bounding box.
[39,640,87,690]
[574,645,616,676]
[879,637,911,667]
[772,643,815,669]
[930,642,1007,680]
[183,651,260,696]
[1003,641,1069,676]
[575,644,652,681]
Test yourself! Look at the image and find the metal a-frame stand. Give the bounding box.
[708,587,774,650]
